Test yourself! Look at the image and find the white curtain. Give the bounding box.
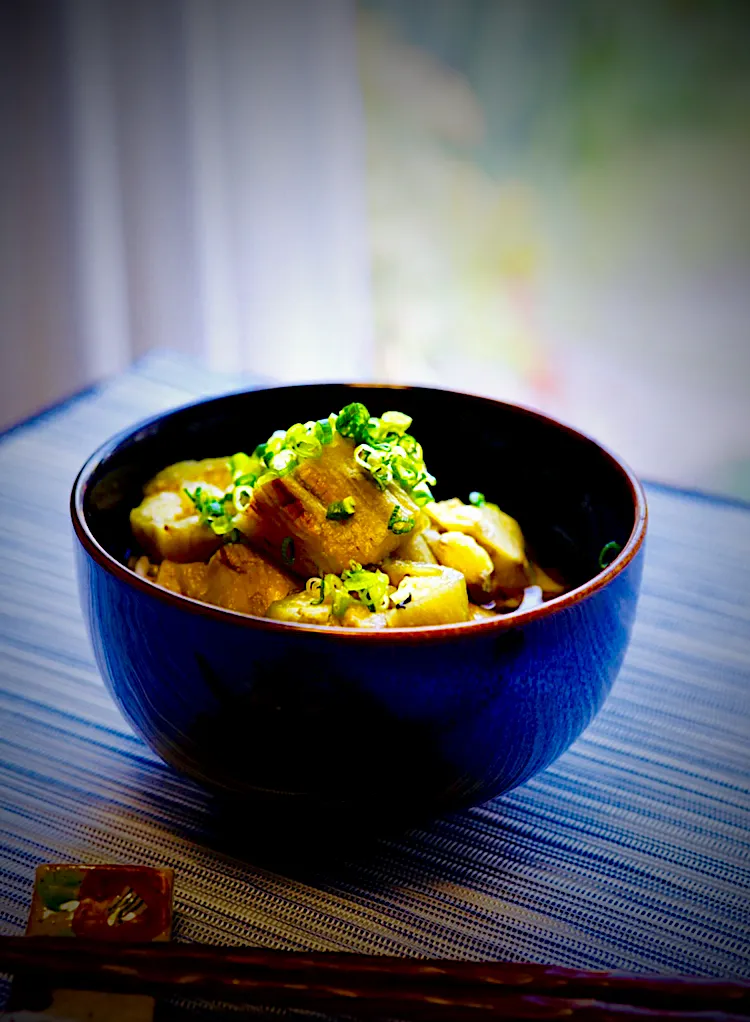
[0,0,373,429]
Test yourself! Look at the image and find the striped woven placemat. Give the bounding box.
[1,351,749,1015]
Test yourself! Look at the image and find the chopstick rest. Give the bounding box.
[6,863,173,1022]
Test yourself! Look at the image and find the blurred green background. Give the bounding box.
[357,0,750,497]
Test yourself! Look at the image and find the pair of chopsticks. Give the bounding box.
[2,936,748,1020]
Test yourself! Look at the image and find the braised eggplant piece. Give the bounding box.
[235,433,426,578]
[152,543,297,616]
[130,488,223,563]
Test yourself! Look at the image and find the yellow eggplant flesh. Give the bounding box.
[130,489,223,563]
[155,559,211,601]
[425,498,530,595]
[428,530,494,592]
[384,563,469,627]
[202,543,299,616]
[155,543,297,616]
[143,458,233,496]
[340,602,388,629]
[394,526,438,564]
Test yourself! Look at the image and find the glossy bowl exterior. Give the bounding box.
[72,384,646,822]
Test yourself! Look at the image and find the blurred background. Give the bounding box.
[2,0,749,497]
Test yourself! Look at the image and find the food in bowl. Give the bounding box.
[73,382,646,815]
[127,402,568,628]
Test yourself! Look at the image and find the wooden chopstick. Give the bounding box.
[2,936,749,1020]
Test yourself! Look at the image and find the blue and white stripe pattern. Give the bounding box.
[1,352,749,1015]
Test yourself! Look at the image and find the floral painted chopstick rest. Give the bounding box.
[6,863,174,1022]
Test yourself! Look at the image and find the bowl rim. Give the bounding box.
[71,381,648,645]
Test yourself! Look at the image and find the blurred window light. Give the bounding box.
[356,0,750,499]
[1,0,373,431]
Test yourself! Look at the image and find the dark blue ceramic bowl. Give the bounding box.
[71,384,646,825]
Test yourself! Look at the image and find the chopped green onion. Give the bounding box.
[229,452,254,479]
[264,431,286,464]
[285,422,322,461]
[281,536,295,565]
[267,449,297,475]
[184,485,236,535]
[231,401,435,539]
[598,541,622,570]
[390,451,420,488]
[315,417,334,444]
[304,573,352,615]
[354,444,393,489]
[326,496,356,520]
[469,491,486,507]
[331,588,352,617]
[234,472,257,487]
[211,517,236,536]
[388,505,415,535]
[233,485,253,509]
[340,560,390,612]
[336,402,370,440]
[411,481,434,506]
[254,469,279,489]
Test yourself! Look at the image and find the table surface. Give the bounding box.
[1,351,749,1013]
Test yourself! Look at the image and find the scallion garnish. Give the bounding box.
[229,452,258,482]
[388,505,415,535]
[234,473,257,487]
[184,485,237,535]
[331,588,352,617]
[340,560,390,612]
[326,497,356,520]
[336,401,435,503]
[380,410,412,435]
[598,541,622,570]
[469,491,486,507]
[306,573,352,614]
[315,417,333,444]
[336,402,370,439]
[194,401,433,543]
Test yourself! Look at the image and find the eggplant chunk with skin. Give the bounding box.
[237,433,426,578]
[425,498,530,597]
[130,487,224,563]
[383,561,469,627]
[156,543,298,616]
